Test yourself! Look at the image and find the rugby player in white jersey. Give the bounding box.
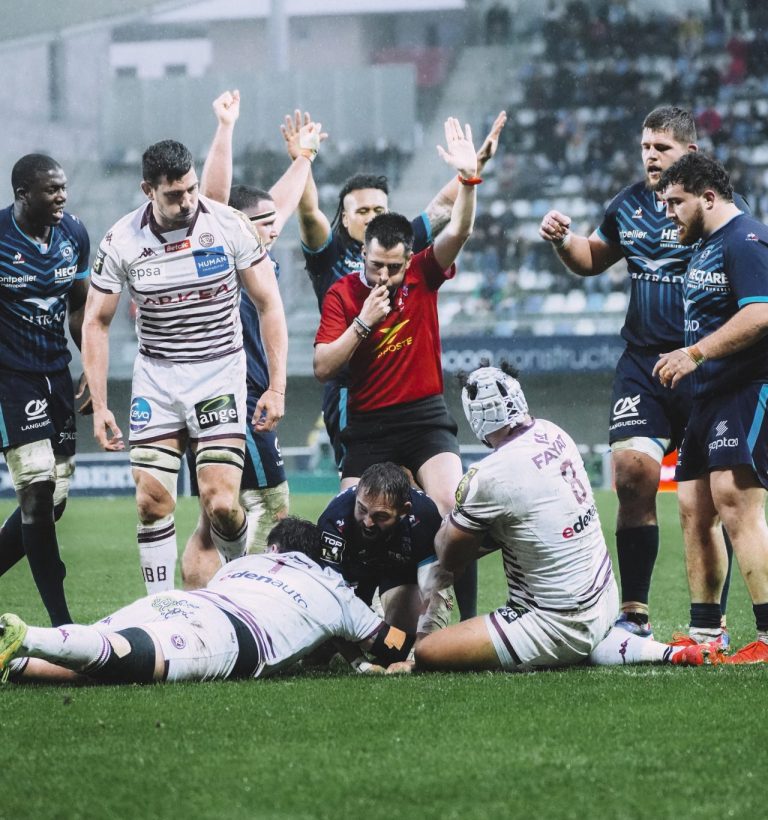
[0,518,415,684]
[81,140,288,594]
[387,364,723,673]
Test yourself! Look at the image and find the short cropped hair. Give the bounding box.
[658,153,733,201]
[12,154,62,196]
[364,212,414,254]
[331,173,389,237]
[642,106,697,144]
[142,140,193,187]
[267,517,322,561]
[357,462,411,509]
[229,184,272,212]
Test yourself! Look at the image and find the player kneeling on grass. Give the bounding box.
[0,518,416,684]
[389,363,724,675]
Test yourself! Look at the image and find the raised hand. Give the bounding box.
[212,89,240,127]
[436,117,478,180]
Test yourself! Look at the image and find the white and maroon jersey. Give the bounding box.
[196,551,384,675]
[91,195,268,362]
[451,418,614,613]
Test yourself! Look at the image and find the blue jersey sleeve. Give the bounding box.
[408,489,442,564]
[595,188,627,246]
[412,212,431,253]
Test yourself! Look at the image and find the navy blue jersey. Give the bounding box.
[240,251,279,392]
[0,206,90,372]
[684,213,768,397]
[597,181,748,349]
[303,212,431,309]
[316,485,441,588]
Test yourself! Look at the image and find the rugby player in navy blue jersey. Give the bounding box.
[654,153,768,664]
[0,154,91,625]
[316,462,453,635]
[540,107,744,643]
[181,90,326,588]
[284,110,507,622]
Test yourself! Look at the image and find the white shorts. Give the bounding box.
[129,351,247,443]
[485,580,619,671]
[95,591,240,682]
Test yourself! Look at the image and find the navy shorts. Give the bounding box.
[676,382,768,488]
[187,387,286,495]
[340,394,460,479]
[0,367,76,457]
[608,346,693,450]
[322,378,348,470]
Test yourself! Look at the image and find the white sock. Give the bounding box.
[137,516,177,592]
[21,624,111,673]
[590,625,672,665]
[689,626,722,643]
[210,518,248,563]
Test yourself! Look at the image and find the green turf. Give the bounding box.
[0,493,765,820]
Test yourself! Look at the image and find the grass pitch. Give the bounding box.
[0,492,765,820]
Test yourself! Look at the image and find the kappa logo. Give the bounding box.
[137,247,156,260]
[25,399,48,421]
[374,320,412,358]
[613,395,641,420]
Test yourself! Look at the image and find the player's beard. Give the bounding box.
[677,204,706,245]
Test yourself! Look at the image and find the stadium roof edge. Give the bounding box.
[0,0,195,48]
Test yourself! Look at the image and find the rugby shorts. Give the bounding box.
[186,385,286,493]
[129,351,247,444]
[675,381,768,489]
[340,395,460,479]
[485,578,619,671]
[94,590,261,681]
[0,366,76,457]
[608,346,693,450]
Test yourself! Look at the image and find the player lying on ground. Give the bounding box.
[0,518,415,684]
[387,363,725,674]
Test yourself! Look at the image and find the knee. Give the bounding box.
[135,489,175,525]
[413,636,441,671]
[203,488,240,527]
[18,482,55,522]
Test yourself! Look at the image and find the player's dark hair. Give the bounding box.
[268,517,322,561]
[642,106,697,144]
[457,358,521,397]
[365,212,414,254]
[11,154,62,196]
[229,184,273,212]
[331,173,389,242]
[658,153,733,201]
[357,462,411,509]
[142,140,194,187]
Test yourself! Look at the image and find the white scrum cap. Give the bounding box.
[461,366,529,445]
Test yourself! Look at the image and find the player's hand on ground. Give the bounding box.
[385,660,415,674]
[437,117,478,179]
[359,284,391,327]
[477,110,507,169]
[539,210,571,245]
[653,349,697,389]
[75,372,93,415]
[282,110,312,160]
[253,388,285,432]
[212,89,240,127]
[93,408,124,451]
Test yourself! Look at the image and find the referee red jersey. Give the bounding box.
[315,245,455,413]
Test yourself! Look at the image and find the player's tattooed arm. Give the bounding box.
[423,110,507,237]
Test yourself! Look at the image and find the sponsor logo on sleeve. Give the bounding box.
[130,396,152,433]
[320,531,345,563]
[194,394,238,429]
[93,248,106,275]
[455,467,478,505]
[193,246,229,277]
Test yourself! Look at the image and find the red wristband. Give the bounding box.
[458,174,483,186]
